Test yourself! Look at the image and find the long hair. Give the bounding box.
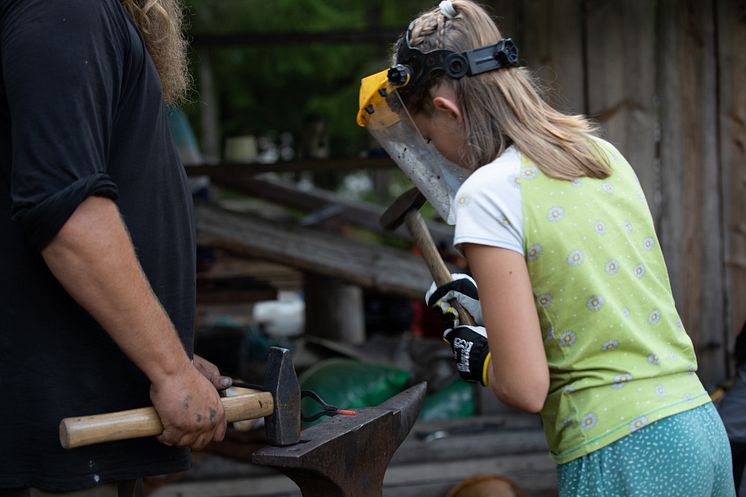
[122,0,189,104]
[396,0,610,179]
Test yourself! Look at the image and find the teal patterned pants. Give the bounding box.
[558,403,736,497]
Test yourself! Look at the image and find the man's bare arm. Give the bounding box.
[41,195,225,449]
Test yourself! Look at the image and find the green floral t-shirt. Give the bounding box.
[452,139,709,464]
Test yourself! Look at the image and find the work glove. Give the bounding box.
[443,325,491,386]
[425,273,483,326]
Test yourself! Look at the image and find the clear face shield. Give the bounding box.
[357,36,519,225]
[357,70,467,224]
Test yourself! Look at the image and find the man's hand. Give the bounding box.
[443,325,491,386]
[149,361,227,450]
[425,273,483,326]
[193,354,232,391]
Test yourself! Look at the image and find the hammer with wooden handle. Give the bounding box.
[380,187,476,326]
[59,347,300,449]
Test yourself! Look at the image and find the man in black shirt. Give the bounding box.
[0,0,229,494]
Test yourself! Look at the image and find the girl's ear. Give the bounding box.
[432,96,463,123]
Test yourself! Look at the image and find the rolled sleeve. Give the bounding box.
[13,174,119,250]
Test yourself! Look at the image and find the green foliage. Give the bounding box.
[182,0,434,159]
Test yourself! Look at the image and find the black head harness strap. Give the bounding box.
[389,29,520,89]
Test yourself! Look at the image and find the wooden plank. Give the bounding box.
[585,0,658,213]
[658,0,725,388]
[187,173,456,252]
[717,0,746,363]
[185,156,396,175]
[195,203,441,299]
[520,0,585,113]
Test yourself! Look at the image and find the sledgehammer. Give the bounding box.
[59,347,300,449]
[380,187,475,326]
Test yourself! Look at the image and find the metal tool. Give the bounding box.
[59,347,300,449]
[380,187,475,326]
[253,381,427,497]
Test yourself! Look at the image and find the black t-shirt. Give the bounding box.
[0,0,196,490]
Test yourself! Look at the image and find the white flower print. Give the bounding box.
[501,217,512,227]
[648,352,661,365]
[630,416,648,432]
[612,373,633,388]
[559,331,576,347]
[643,237,655,250]
[537,294,553,308]
[522,167,539,180]
[648,309,661,325]
[548,207,564,222]
[586,295,604,311]
[545,326,555,342]
[687,363,696,375]
[527,245,542,261]
[605,259,619,274]
[509,174,521,189]
[601,339,619,351]
[567,250,584,266]
[624,221,633,233]
[655,384,666,397]
[602,183,615,193]
[634,264,646,278]
[581,413,597,430]
[564,385,576,394]
[594,221,607,235]
[622,307,631,318]
[571,178,582,188]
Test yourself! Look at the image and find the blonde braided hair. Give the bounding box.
[396,0,609,180]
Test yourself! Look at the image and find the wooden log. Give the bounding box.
[717,0,746,364]
[304,274,366,344]
[195,203,442,299]
[658,0,726,388]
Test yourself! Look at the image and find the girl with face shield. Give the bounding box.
[358,1,736,496]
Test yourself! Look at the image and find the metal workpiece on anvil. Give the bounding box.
[252,382,427,497]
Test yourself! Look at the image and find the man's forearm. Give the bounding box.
[40,195,191,383]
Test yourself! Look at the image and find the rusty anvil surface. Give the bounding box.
[252,382,427,497]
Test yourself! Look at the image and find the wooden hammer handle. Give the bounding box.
[404,210,476,327]
[59,390,274,449]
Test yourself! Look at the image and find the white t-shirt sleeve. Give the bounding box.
[452,146,525,255]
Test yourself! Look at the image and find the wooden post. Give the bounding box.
[303,274,366,345]
[658,0,725,388]
[198,48,221,162]
[717,0,746,366]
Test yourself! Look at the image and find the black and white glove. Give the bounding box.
[443,325,491,386]
[425,273,483,326]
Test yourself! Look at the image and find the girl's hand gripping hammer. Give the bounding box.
[380,187,476,326]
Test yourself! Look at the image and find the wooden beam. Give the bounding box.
[195,203,443,299]
[185,157,396,176]
[187,172,456,252]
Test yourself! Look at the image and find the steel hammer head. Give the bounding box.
[263,347,301,446]
[380,186,427,231]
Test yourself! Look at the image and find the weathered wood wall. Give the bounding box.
[486,0,746,387]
